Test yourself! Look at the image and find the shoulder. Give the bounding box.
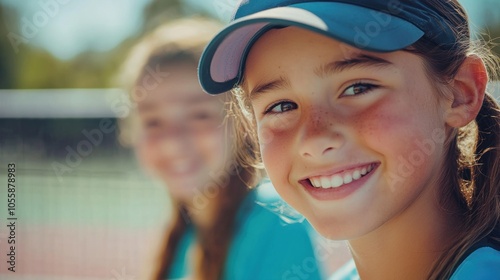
[168,227,195,279]
[224,179,322,280]
[451,246,500,280]
[240,178,306,227]
[252,177,283,203]
[252,180,322,255]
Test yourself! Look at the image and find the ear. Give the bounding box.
[445,55,487,128]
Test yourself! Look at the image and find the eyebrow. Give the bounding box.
[248,54,393,100]
[315,54,393,77]
[249,75,291,101]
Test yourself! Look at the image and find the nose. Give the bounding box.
[298,110,345,159]
[158,135,188,156]
[157,125,192,157]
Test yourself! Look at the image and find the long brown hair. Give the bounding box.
[404,1,500,279]
[230,1,500,279]
[117,18,262,280]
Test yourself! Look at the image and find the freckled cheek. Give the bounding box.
[258,125,295,182]
[356,115,406,147]
[354,101,418,144]
[257,113,299,142]
[355,105,441,179]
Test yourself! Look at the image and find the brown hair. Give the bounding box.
[230,1,500,279]
[117,18,262,280]
[406,1,500,279]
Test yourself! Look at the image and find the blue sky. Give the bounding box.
[1,0,498,60]
[1,0,151,59]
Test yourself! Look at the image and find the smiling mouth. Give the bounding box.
[165,159,201,176]
[304,163,378,189]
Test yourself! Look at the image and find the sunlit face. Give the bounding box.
[244,27,449,239]
[135,63,232,202]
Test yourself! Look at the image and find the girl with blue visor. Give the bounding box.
[198,1,500,279]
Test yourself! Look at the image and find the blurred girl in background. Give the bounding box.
[118,18,323,280]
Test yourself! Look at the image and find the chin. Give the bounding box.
[305,213,370,241]
[307,218,345,240]
[167,188,193,201]
[166,182,202,200]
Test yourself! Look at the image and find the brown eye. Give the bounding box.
[187,111,222,130]
[193,112,211,120]
[266,101,298,114]
[145,119,160,128]
[343,83,378,96]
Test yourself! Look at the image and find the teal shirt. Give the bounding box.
[450,246,500,279]
[169,226,195,278]
[168,180,323,280]
[329,245,500,280]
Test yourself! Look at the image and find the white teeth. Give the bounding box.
[321,177,332,188]
[343,173,353,184]
[308,164,375,189]
[352,170,361,180]
[331,175,343,188]
[312,178,321,188]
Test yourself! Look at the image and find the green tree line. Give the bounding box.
[0,0,188,89]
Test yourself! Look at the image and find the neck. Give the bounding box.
[182,192,220,231]
[349,185,462,279]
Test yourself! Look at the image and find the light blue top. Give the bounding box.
[168,180,323,280]
[329,246,500,280]
[450,246,500,279]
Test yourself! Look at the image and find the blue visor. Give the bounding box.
[199,0,462,94]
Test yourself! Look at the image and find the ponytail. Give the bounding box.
[153,205,189,279]
[469,93,500,237]
[152,167,255,280]
[192,166,253,280]
[429,93,500,279]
